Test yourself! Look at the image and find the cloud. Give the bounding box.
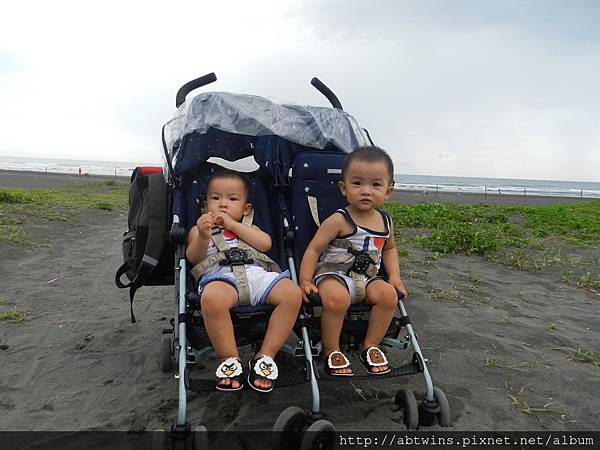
[0,0,598,180]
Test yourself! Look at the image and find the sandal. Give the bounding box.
[215,357,244,391]
[360,346,391,375]
[324,350,354,377]
[247,355,278,393]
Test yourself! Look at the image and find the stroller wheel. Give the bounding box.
[394,389,418,429]
[160,335,173,373]
[190,425,208,450]
[272,406,307,450]
[300,419,335,450]
[433,387,452,427]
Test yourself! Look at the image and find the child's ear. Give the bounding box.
[385,185,395,198]
[338,180,347,196]
[243,203,252,216]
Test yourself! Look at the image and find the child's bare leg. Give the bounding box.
[363,279,398,373]
[318,277,351,375]
[255,278,302,390]
[200,281,239,388]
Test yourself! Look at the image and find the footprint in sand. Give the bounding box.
[0,396,15,411]
[74,333,94,351]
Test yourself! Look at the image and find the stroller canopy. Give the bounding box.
[163,92,369,177]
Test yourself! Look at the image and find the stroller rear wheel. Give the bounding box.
[152,425,207,450]
[272,406,307,450]
[433,387,451,427]
[394,389,418,429]
[418,387,452,427]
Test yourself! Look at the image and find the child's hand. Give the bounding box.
[388,277,409,301]
[300,280,318,304]
[213,212,236,230]
[196,213,215,239]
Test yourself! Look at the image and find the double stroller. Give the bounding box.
[154,73,451,449]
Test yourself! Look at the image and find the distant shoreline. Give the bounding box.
[2,169,596,207]
[388,188,594,206]
[0,169,129,189]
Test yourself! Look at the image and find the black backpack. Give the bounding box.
[115,167,174,322]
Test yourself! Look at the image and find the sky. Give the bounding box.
[1,0,599,182]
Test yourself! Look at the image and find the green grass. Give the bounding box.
[552,347,600,367]
[0,308,28,322]
[0,182,128,246]
[505,377,568,419]
[384,200,600,257]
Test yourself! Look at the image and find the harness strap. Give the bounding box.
[307,196,321,226]
[190,209,280,306]
[315,239,380,303]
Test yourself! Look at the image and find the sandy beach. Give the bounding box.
[1,171,598,442]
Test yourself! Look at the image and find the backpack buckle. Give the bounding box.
[220,248,253,266]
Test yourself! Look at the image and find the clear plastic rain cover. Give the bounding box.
[163,92,369,156]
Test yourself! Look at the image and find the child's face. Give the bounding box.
[339,160,394,212]
[205,177,251,221]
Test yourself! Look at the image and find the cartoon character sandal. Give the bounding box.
[324,350,354,377]
[360,346,391,375]
[215,357,244,391]
[247,355,278,393]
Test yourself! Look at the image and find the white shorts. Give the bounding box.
[199,265,290,307]
[314,271,384,303]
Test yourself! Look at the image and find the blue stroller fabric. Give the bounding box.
[290,151,347,263]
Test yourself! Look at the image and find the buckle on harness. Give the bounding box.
[347,249,375,275]
[220,248,253,266]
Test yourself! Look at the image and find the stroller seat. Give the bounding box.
[150,74,451,449]
[165,161,307,393]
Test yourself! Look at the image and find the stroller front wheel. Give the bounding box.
[300,419,335,450]
[272,406,307,450]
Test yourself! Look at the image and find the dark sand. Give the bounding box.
[0,171,598,440]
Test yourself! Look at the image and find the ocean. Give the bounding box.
[1,156,599,199]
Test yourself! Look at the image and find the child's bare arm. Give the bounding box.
[186,213,215,265]
[299,214,344,300]
[214,212,272,252]
[381,220,409,299]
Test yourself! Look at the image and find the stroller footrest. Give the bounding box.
[187,377,217,391]
[320,361,422,380]
[186,371,307,391]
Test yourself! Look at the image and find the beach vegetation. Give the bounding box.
[484,357,502,367]
[0,190,35,204]
[0,183,128,246]
[505,378,568,419]
[546,317,560,332]
[429,285,460,301]
[0,308,28,322]
[385,200,600,256]
[552,347,600,367]
[504,309,513,324]
[0,217,27,245]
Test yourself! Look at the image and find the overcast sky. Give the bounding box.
[1,0,599,181]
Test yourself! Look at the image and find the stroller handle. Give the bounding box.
[175,73,217,107]
[311,77,343,110]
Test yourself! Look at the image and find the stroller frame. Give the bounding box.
[155,73,451,449]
